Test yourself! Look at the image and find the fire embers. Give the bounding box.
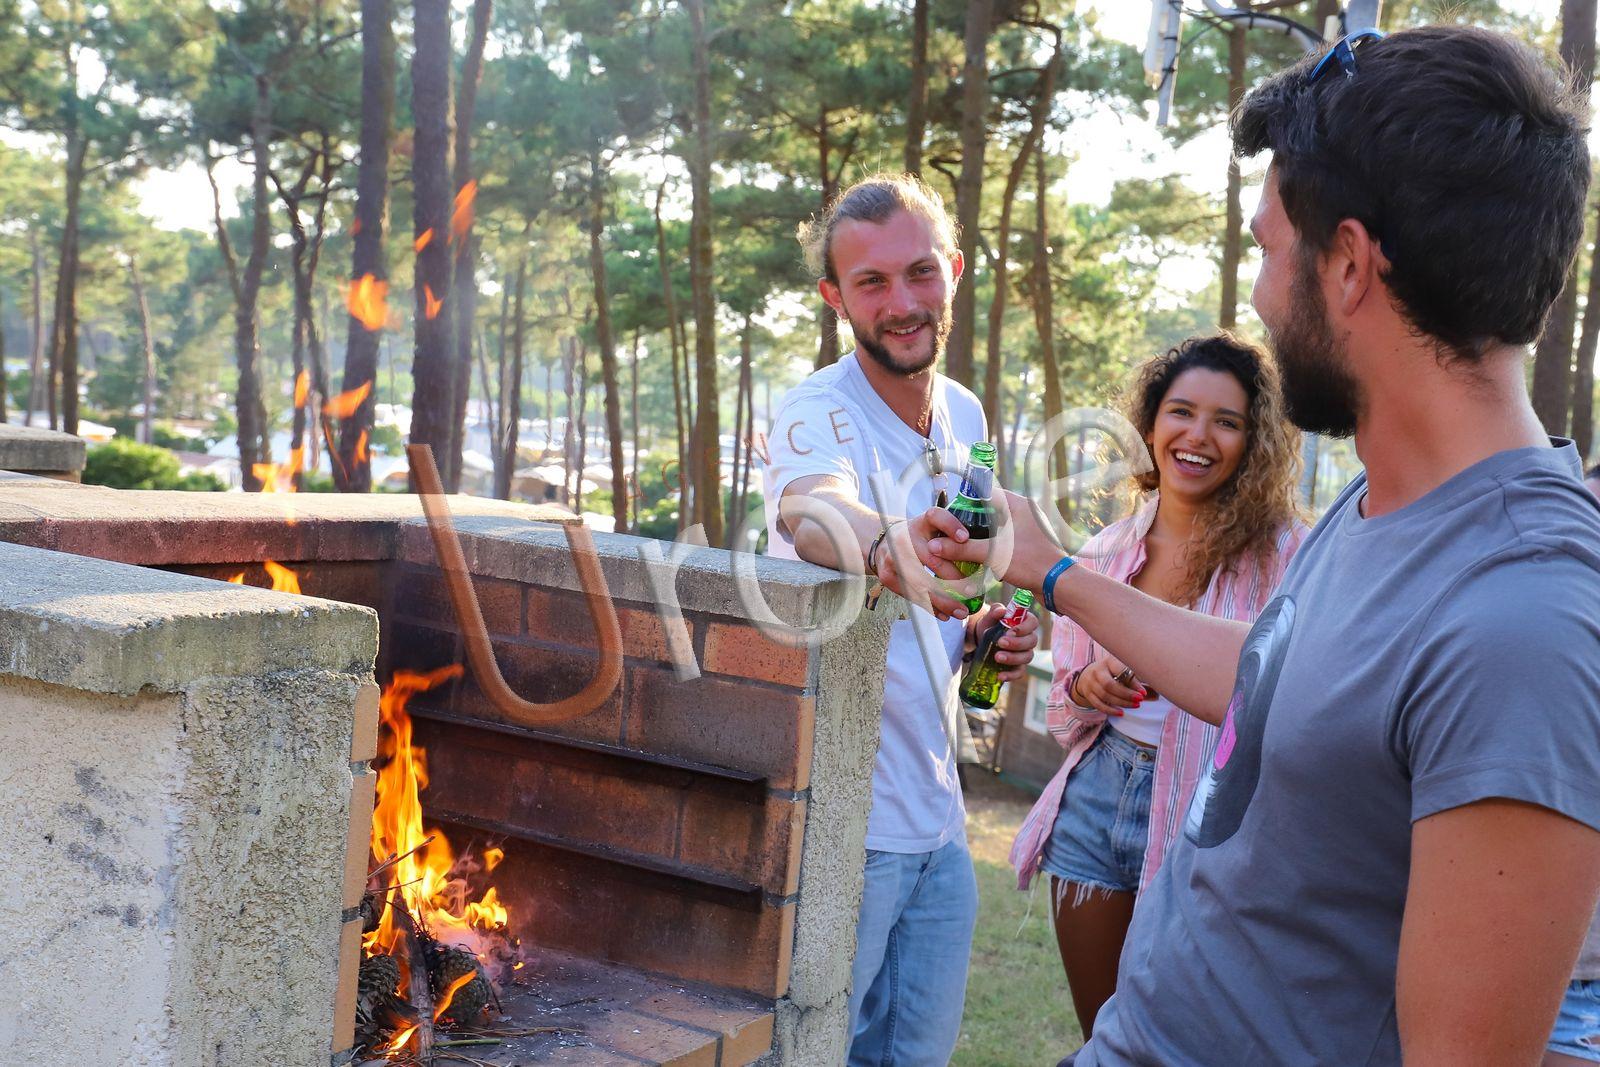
[356,666,522,1060]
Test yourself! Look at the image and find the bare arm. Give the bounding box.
[923,488,1246,723]
[778,473,973,620]
[1398,800,1600,1067]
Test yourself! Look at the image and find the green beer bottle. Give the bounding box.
[959,589,1034,710]
[946,442,997,613]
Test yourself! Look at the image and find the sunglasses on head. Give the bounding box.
[1307,28,1386,84]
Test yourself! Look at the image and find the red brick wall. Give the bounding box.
[381,562,816,999]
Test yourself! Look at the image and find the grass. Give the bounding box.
[951,771,1083,1067]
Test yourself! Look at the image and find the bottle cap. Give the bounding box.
[969,442,996,467]
[1012,589,1034,608]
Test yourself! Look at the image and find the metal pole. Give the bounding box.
[1344,0,1383,32]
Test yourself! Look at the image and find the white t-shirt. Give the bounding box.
[762,352,987,853]
[1110,694,1173,748]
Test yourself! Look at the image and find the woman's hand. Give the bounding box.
[967,600,1041,682]
[1071,655,1147,718]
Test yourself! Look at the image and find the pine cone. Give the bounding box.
[359,953,403,999]
[430,946,490,1025]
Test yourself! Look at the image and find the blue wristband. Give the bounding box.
[1040,555,1077,615]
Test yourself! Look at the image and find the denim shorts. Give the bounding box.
[1550,978,1600,1062]
[1039,727,1156,895]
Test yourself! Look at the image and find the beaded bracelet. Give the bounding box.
[1039,555,1077,615]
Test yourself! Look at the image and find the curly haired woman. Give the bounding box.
[1010,333,1310,1040]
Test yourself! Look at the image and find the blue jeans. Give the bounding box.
[847,839,979,1066]
[1551,978,1600,1062]
[1039,728,1156,896]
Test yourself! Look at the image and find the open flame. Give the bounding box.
[414,228,434,253]
[346,274,392,332]
[324,381,373,419]
[365,665,509,960]
[423,284,443,321]
[450,181,477,244]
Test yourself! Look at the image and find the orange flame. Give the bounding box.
[414,228,434,253]
[364,665,509,961]
[226,572,245,584]
[484,847,503,872]
[386,1025,419,1053]
[350,216,363,236]
[433,968,479,1023]
[423,284,443,320]
[324,381,373,420]
[450,181,477,244]
[355,429,370,464]
[293,370,310,409]
[346,274,391,332]
[263,560,302,595]
[252,446,305,496]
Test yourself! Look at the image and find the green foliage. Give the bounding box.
[82,439,225,491]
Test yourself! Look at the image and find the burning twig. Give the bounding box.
[369,835,438,885]
[394,906,436,1058]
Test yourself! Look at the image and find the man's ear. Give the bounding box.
[819,277,846,319]
[948,248,965,283]
[1331,218,1381,318]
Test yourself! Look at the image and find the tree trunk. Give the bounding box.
[336,0,396,492]
[984,38,1058,474]
[588,152,629,534]
[234,75,275,489]
[561,337,576,507]
[27,230,44,426]
[408,0,456,489]
[817,108,839,368]
[905,0,929,176]
[1220,22,1247,331]
[726,316,751,539]
[686,0,723,544]
[949,0,994,389]
[48,133,87,434]
[653,181,691,527]
[489,265,511,496]
[505,261,525,498]
[630,328,641,528]
[1313,0,1340,37]
[445,0,493,491]
[0,291,7,423]
[129,257,156,443]
[574,338,589,514]
[1531,0,1598,435]
[1572,197,1600,460]
[1033,150,1070,512]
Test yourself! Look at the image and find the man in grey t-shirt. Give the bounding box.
[926,26,1600,1066]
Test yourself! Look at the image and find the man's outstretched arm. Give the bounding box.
[778,473,973,620]
[923,489,1248,723]
[1398,799,1600,1067]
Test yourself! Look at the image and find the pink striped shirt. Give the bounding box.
[1009,497,1308,892]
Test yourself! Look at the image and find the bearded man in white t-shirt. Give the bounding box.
[761,175,1040,1065]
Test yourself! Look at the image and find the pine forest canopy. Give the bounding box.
[0,0,1583,544]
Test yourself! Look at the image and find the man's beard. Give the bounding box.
[849,300,953,377]
[1267,256,1362,438]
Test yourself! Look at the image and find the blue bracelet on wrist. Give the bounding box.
[1040,555,1077,615]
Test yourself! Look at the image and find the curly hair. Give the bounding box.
[1120,333,1304,606]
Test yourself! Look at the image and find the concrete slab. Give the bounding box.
[0,423,85,475]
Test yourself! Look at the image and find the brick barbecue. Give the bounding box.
[0,426,892,1066]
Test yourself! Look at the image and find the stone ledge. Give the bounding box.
[0,541,378,695]
[0,423,86,474]
[397,517,861,630]
[0,484,576,565]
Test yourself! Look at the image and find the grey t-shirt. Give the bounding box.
[1081,441,1600,1066]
